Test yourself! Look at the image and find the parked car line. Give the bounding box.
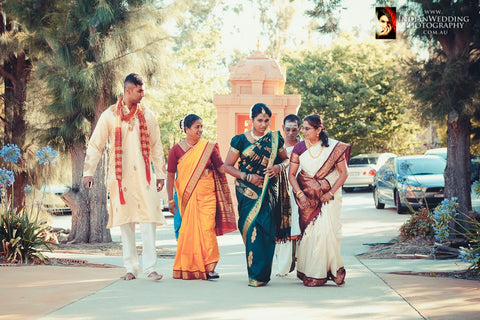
[373,155,446,214]
[344,153,396,191]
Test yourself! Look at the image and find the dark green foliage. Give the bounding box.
[4,0,169,151]
[0,210,54,263]
[305,0,344,33]
[407,49,480,122]
[283,37,420,155]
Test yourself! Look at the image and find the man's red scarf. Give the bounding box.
[114,96,151,204]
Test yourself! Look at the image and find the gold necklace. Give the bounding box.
[251,130,264,141]
[307,140,324,159]
[185,139,198,149]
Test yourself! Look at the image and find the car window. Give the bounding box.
[425,148,447,160]
[397,158,446,176]
[384,159,395,174]
[349,156,379,165]
[378,154,395,166]
[376,165,387,175]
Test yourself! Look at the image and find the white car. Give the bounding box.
[425,147,447,160]
[41,184,72,215]
[343,153,396,192]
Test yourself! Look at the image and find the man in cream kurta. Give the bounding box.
[83,73,166,281]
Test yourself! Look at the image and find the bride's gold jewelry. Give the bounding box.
[251,130,264,141]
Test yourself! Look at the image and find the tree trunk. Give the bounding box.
[87,85,111,243]
[445,110,472,235]
[65,144,89,243]
[89,149,111,243]
[67,86,112,243]
[2,51,31,213]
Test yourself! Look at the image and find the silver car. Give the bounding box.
[344,153,396,192]
[373,155,446,213]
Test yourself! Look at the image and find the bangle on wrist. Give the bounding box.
[246,174,252,182]
[241,172,247,180]
[168,199,175,204]
[295,190,305,198]
[328,191,334,197]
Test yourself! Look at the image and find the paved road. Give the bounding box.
[40,189,476,320]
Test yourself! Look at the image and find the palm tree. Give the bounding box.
[0,0,54,212]
[31,0,171,242]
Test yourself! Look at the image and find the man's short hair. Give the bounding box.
[283,114,301,126]
[124,73,144,90]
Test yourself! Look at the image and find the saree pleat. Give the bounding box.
[173,172,218,280]
[173,140,235,280]
[234,131,291,286]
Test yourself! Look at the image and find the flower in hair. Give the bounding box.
[249,104,255,118]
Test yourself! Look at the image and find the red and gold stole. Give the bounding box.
[114,96,150,204]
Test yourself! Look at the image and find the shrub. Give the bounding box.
[400,207,435,239]
[431,193,480,276]
[0,210,53,263]
[433,198,458,242]
[0,144,59,264]
[455,212,480,275]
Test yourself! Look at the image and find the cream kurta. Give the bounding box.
[83,104,167,228]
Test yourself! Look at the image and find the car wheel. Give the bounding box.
[373,187,385,209]
[395,190,406,214]
[343,187,354,193]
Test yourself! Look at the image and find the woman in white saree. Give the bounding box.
[288,115,350,287]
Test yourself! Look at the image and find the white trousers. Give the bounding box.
[120,222,158,276]
[274,189,300,276]
[274,240,298,275]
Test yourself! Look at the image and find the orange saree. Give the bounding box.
[173,140,236,280]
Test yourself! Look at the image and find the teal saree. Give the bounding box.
[231,130,291,286]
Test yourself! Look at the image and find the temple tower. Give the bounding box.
[214,50,301,157]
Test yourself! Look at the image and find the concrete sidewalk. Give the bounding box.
[1,233,478,320]
[1,192,479,320]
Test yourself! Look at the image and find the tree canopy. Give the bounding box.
[284,35,421,156]
[306,0,480,216]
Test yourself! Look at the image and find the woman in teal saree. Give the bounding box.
[224,103,291,287]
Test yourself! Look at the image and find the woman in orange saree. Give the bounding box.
[288,115,350,287]
[166,114,236,280]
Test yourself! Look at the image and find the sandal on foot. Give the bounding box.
[147,271,163,281]
[334,268,346,286]
[121,272,136,281]
[207,271,219,280]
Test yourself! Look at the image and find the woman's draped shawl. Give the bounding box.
[175,139,237,236]
[235,131,291,243]
[295,141,350,234]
